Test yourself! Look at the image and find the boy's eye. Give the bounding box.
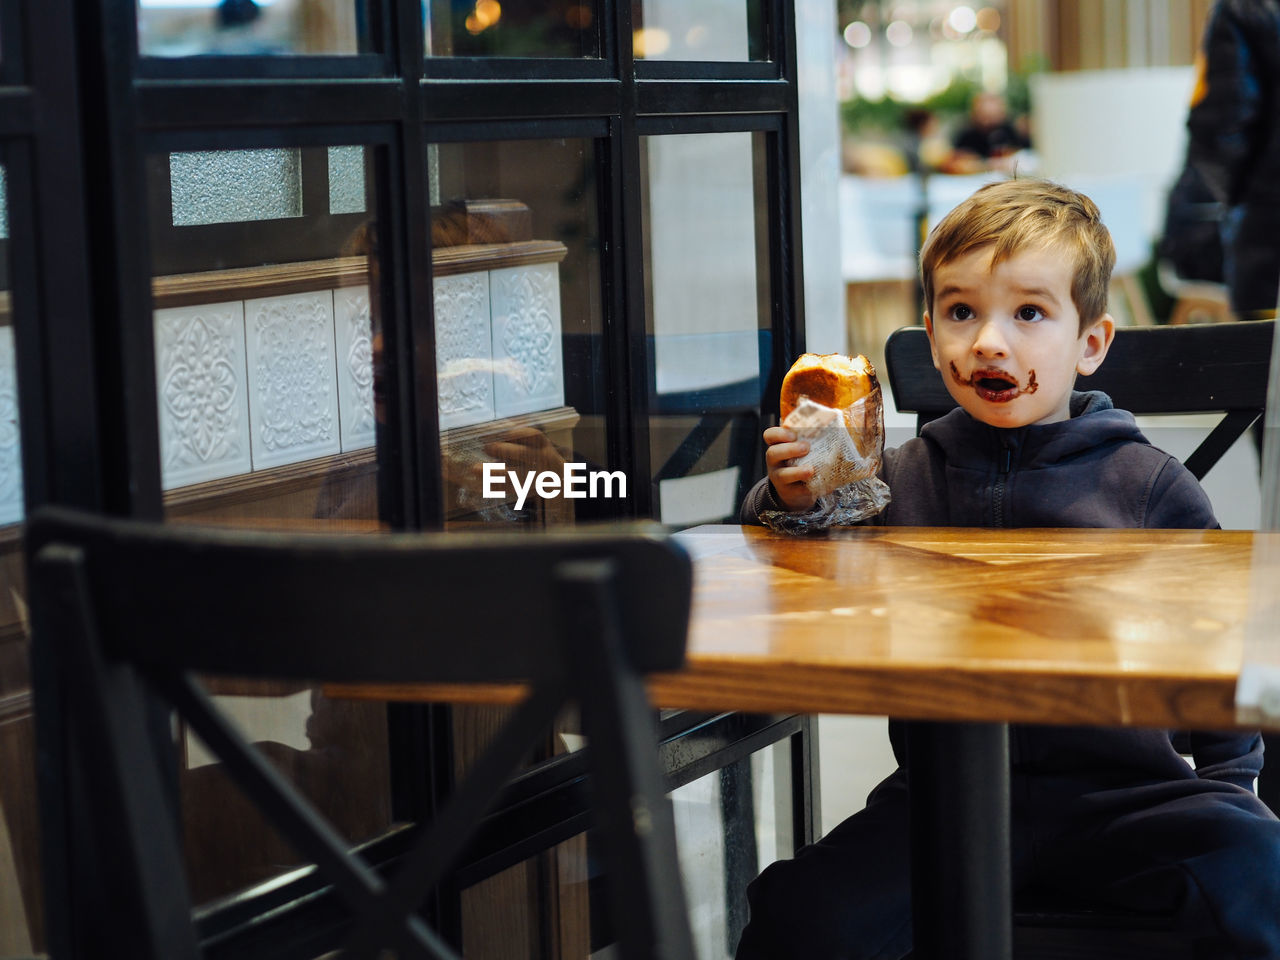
[950,304,974,321]
[1017,305,1044,322]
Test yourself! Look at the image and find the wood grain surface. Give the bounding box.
[329,525,1280,731]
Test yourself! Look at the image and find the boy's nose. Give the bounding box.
[973,321,1009,358]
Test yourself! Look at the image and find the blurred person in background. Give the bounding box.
[1187,0,1280,320]
[944,91,1031,174]
[1157,158,1225,287]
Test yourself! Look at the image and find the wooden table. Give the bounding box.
[655,524,1274,728]
[665,524,1280,959]
[333,523,1280,959]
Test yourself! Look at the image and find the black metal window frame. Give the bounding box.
[22,0,814,955]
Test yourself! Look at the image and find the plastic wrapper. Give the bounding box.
[760,389,891,533]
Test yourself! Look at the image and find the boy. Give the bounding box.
[736,179,1280,959]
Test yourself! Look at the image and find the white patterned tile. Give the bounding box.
[333,284,376,452]
[490,262,564,418]
[244,291,341,469]
[434,271,495,430]
[0,326,22,525]
[153,302,253,489]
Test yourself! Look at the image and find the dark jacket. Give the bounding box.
[953,120,1029,160]
[1187,0,1280,315]
[741,391,1263,799]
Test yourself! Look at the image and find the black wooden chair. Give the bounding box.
[884,319,1273,484]
[884,319,1275,960]
[29,506,697,960]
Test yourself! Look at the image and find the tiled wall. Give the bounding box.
[154,288,367,489]
[435,260,565,429]
[154,259,564,491]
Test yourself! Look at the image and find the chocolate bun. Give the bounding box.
[780,353,877,422]
[780,353,883,466]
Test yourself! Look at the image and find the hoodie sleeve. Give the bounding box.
[1142,457,1220,529]
[739,476,787,524]
[1190,730,1264,790]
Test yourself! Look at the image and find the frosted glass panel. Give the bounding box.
[170,149,303,226]
[328,145,367,215]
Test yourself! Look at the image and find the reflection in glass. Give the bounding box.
[633,0,761,61]
[430,138,608,530]
[430,139,605,816]
[147,144,392,904]
[426,0,599,58]
[642,131,770,527]
[461,833,594,955]
[0,159,39,957]
[138,0,364,57]
[0,165,17,529]
[458,737,792,960]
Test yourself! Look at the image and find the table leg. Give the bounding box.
[906,721,1011,960]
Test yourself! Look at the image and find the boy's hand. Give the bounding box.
[763,426,817,512]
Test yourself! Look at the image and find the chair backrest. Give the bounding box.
[29,506,696,960]
[884,320,1274,480]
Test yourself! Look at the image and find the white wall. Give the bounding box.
[1030,67,1195,252]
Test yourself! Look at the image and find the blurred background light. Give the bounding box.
[886,20,913,47]
[947,5,977,34]
[844,20,872,49]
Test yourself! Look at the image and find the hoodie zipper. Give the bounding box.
[994,437,1014,527]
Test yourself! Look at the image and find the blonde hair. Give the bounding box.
[919,178,1116,333]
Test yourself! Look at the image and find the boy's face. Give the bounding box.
[924,244,1114,429]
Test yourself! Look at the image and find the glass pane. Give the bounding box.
[147,143,393,904]
[642,131,770,527]
[429,138,611,531]
[138,0,367,57]
[633,0,762,61]
[457,739,791,960]
[426,1,600,58]
[0,157,38,959]
[671,741,793,957]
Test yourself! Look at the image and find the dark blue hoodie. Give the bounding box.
[741,390,1262,800]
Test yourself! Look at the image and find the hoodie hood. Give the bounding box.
[920,390,1149,472]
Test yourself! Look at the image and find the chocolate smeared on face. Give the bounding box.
[949,361,1038,401]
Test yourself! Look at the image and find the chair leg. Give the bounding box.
[1114,275,1156,327]
[557,559,697,960]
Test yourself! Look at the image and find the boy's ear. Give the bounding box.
[923,312,942,371]
[1076,312,1116,377]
